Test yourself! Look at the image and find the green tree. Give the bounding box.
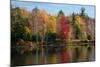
[11,7,31,41]
[80,7,85,17]
[72,12,75,24]
[58,10,64,17]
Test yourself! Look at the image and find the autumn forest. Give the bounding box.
[11,1,95,66]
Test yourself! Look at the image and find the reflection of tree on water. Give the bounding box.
[11,41,95,66]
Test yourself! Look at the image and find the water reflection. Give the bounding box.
[11,42,95,66]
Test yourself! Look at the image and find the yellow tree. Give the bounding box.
[48,16,56,33]
[75,16,87,40]
[20,8,29,18]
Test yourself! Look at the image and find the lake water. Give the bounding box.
[11,42,95,66]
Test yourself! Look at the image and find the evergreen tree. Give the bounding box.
[80,7,85,17]
[72,12,75,24]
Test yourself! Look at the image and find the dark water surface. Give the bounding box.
[11,42,95,66]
